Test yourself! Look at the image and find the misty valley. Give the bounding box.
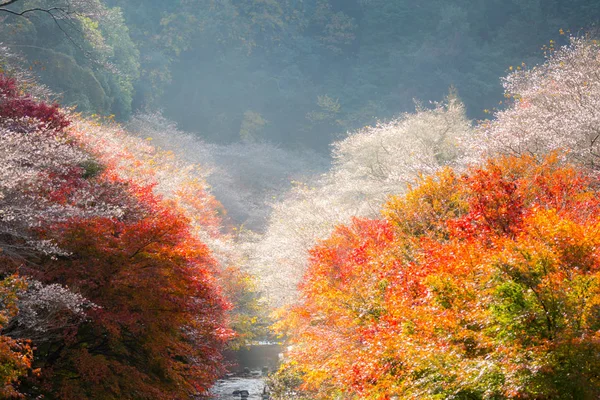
[1,0,600,399]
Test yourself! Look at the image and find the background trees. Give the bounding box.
[4,0,600,149]
[0,0,139,119]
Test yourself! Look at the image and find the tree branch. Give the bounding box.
[0,6,93,63]
[0,2,113,71]
[0,0,23,8]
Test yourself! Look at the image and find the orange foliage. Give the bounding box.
[0,276,32,399]
[281,154,600,399]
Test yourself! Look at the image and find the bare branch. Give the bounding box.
[0,0,23,8]
[0,2,110,69]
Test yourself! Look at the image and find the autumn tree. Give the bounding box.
[0,66,236,397]
[278,154,600,399]
[0,276,33,398]
[24,199,231,398]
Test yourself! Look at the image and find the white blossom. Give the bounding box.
[5,280,96,342]
[251,96,473,306]
[470,36,600,169]
[126,112,326,231]
[0,127,121,257]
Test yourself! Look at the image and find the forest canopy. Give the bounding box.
[2,0,600,149]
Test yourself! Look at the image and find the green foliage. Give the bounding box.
[6,0,600,150]
[98,8,140,119]
[266,363,317,400]
[23,47,110,114]
[240,110,268,142]
[0,0,139,119]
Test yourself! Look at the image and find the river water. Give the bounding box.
[206,343,280,399]
[207,376,267,399]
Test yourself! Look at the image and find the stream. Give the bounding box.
[207,375,267,399]
[205,343,280,399]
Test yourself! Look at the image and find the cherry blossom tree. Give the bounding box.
[471,36,600,169]
[126,112,326,231]
[4,280,95,343]
[0,73,125,258]
[253,96,473,306]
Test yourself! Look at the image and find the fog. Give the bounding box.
[3,0,600,319]
[2,1,600,397]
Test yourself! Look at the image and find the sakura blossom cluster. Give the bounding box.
[126,112,326,231]
[471,36,600,169]
[5,280,96,342]
[252,96,473,306]
[0,126,126,257]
